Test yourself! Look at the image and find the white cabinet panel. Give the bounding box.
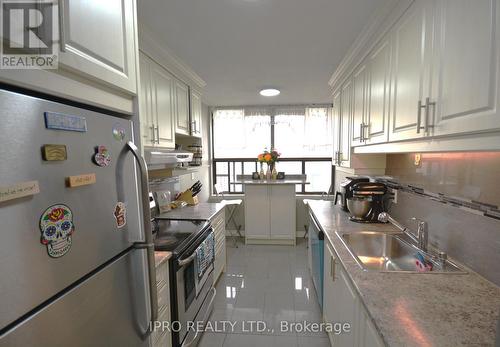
[244,185,271,239]
[351,65,367,147]
[433,0,500,136]
[139,54,154,146]
[332,90,342,165]
[340,80,353,166]
[59,0,137,94]
[190,91,203,138]
[366,37,391,144]
[389,0,434,141]
[175,81,190,135]
[151,63,176,148]
[269,185,296,239]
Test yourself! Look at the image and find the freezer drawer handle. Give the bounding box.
[126,141,158,323]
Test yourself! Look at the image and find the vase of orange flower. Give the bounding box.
[257,149,281,180]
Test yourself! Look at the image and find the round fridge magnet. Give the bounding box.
[112,125,126,142]
[39,204,75,258]
[113,202,127,229]
[93,145,111,167]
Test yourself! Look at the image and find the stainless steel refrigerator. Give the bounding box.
[0,88,157,346]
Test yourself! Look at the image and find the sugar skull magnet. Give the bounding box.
[93,145,111,167]
[39,204,74,258]
[114,202,126,229]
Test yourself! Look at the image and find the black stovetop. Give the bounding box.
[153,219,210,256]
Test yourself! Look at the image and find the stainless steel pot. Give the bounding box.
[347,197,371,219]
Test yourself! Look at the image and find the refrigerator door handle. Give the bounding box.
[126,141,158,323]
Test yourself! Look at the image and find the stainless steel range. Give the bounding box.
[150,196,216,347]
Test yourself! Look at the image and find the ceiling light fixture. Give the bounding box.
[260,88,280,97]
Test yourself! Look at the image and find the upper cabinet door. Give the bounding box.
[332,91,341,165]
[366,37,391,144]
[339,80,353,167]
[190,91,203,138]
[151,63,176,149]
[432,0,500,136]
[59,0,138,94]
[138,54,154,147]
[351,64,367,147]
[175,81,190,135]
[389,0,434,141]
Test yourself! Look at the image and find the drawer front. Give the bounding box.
[154,328,172,347]
[157,280,170,311]
[211,210,225,230]
[156,262,169,290]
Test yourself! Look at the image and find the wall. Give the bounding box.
[384,152,500,286]
[386,152,500,208]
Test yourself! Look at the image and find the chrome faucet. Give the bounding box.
[378,212,428,252]
[410,217,428,252]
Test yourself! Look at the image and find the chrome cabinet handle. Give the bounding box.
[126,141,158,323]
[424,97,436,134]
[150,126,155,144]
[359,123,364,142]
[331,256,336,281]
[417,100,425,134]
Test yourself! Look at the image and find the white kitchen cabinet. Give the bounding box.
[432,0,500,136]
[139,52,175,149]
[323,241,384,347]
[366,37,391,144]
[153,260,172,347]
[351,64,368,147]
[332,90,342,165]
[59,0,138,94]
[244,184,296,244]
[339,80,353,166]
[175,81,191,136]
[389,0,435,142]
[151,63,176,148]
[190,91,203,138]
[211,210,226,284]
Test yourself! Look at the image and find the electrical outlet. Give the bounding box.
[392,188,398,204]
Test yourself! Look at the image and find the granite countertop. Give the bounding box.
[306,200,500,347]
[156,202,225,221]
[154,251,172,268]
[236,179,309,185]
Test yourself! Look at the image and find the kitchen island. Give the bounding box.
[238,177,308,245]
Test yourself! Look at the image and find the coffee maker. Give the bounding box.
[334,176,370,211]
[347,182,387,223]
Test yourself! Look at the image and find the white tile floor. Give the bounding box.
[199,238,331,347]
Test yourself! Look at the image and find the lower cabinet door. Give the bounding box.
[244,185,271,239]
[269,185,296,240]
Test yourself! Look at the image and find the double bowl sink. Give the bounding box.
[337,231,466,273]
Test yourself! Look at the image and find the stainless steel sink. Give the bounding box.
[337,231,467,273]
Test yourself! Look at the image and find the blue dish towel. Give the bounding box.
[195,232,215,279]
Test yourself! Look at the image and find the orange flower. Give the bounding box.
[264,154,272,161]
[258,154,264,160]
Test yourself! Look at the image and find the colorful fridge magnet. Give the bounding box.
[112,125,126,142]
[39,204,75,258]
[113,202,127,229]
[93,145,111,167]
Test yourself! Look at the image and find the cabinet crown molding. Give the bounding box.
[139,24,207,91]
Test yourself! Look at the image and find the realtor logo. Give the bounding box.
[1,0,58,69]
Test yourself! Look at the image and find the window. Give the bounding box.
[212,105,333,194]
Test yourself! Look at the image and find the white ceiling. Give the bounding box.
[138,0,391,107]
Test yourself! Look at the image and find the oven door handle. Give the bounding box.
[178,252,197,267]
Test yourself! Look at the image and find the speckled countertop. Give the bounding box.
[156,202,225,221]
[154,251,172,268]
[306,200,500,347]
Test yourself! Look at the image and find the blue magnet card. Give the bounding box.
[44,112,87,132]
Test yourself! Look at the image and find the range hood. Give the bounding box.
[144,148,193,168]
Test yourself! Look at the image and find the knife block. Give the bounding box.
[176,190,199,206]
